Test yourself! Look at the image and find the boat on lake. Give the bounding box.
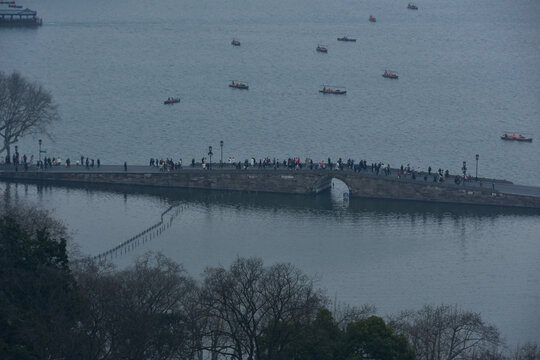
[369,15,376,22]
[408,3,418,10]
[382,70,399,79]
[231,39,240,46]
[319,85,347,95]
[229,80,249,90]
[501,134,532,142]
[316,45,328,53]
[337,36,356,42]
[164,97,181,104]
[0,7,42,26]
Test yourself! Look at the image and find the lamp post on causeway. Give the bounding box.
[39,139,42,162]
[220,140,223,167]
[208,146,213,170]
[475,154,479,181]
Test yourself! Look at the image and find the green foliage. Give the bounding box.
[259,312,415,360]
[342,316,415,360]
[0,212,76,360]
[260,309,342,360]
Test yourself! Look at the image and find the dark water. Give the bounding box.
[1,181,539,346]
[1,0,540,185]
[2,0,540,347]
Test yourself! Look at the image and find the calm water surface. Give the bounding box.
[1,181,539,346]
[1,0,540,348]
[1,0,539,184]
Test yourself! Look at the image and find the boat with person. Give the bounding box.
[501,133,532,142]
[319,85,347,95]
[382,70,399,79]
[164,97,181,104]
[337,36,356,42]
[229,80,249,90]
[369,15,376,22]
[231,39,240,46]
[316,45,328,53]
[408,3,418,10]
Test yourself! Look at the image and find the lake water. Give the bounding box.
[1,181,539,346]
[1,0,540,348]
[1,0,539,184]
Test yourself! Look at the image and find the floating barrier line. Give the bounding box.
[89,203,185,261]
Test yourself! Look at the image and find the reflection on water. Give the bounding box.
[1,181,540,346]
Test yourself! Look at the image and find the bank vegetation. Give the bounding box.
[0,205,538,360]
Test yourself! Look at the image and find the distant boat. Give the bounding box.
[0,7,43,26]
[369,15,376,22]
[8,1,22,8]
[229,80,249,89]
[319,85,347,95]
[231,39,240,46]
[337,36,356,42]
[407,3,418,10]
[164,97,180,104]
[501,134,532,142]
[382,70,399,79]
[316,45,328,53]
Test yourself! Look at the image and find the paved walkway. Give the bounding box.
[2,163,540,198]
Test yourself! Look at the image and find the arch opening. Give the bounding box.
[330,178,350,207]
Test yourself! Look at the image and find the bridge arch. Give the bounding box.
[330,177,350,205]
[312,173,353,197]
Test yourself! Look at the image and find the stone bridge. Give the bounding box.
[1,165,540,208]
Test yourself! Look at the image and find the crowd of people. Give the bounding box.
[0,152,104,170]
[145,155,468,185]
[149,158,182,171]
[0,149,472,186]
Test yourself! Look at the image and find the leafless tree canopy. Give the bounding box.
[199,258,326,360]
[0,71,59,160]
[388,304,501,360]
[73,253,199,360]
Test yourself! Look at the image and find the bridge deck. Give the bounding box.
[1,164,539,208]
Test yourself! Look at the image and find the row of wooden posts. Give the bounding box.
[92,204,183,261]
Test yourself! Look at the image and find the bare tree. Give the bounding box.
[0,71,59,161]
[332,302,376,330]
[511,343,540,360]
[388,304,501,360]
[73,253,199,360]
[199,257,325,360]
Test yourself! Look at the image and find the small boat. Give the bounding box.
[164,97,181,104]
[316,45,328,53]
[408,3,418,10]
[231,39,240,46]
[229,80,249,90]
[369,15,376,22]
[382,70,399,79]
[8,1,22,7]
[337,36,356,42]
[319,85,347,95]
[500,134,532,142]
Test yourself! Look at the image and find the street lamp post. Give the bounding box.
[39,139,42,162]
[208,146,213,170]
[220,140,223,167]
[475,154,479,181]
